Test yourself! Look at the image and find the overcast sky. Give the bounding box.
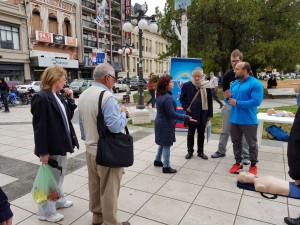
[131,0,167,16]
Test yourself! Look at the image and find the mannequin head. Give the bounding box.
[238,172,256,183]
[267,108,276,116]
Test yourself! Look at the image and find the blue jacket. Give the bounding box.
[225,76,263,125]
[155,92,190,146]
[0,188,13,223]
[179,81,213,125]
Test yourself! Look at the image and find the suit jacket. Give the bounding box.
[31,89,79,156]
[180,81,213,125]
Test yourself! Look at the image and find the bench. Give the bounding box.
[267,88,297,98]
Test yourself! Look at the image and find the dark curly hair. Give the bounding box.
[156,75,172,97]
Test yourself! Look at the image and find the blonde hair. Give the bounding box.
[40,66,67,90]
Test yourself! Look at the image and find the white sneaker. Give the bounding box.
[38,213,64,222]
[56,200,73,209]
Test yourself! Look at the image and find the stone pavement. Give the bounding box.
[0,100,299,225]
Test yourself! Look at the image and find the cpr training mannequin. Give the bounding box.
[267,108,295,117]
[237,172,300,198]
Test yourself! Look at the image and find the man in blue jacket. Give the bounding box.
[224,62,263,175]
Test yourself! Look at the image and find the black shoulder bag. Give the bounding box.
[96,91,134,167]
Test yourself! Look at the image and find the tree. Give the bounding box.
[157,0,300,75]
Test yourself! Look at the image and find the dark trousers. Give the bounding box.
[147,89,156,107]
[187,123,206,154]
[0,93,9,112]
[230,124,259,166]
[212,89,223,106]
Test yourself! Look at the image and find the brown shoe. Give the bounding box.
[122,222,130,225]
[92,223,103,225]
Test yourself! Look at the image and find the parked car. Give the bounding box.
[113,79,129,93]
[130,78,148,90]
[7,80,23,90]
[17,81,41,93]
[69,79,93,96]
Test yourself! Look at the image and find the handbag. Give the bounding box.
[184,89,200,126]
[96,91,134,167]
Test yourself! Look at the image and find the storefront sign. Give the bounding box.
[65,36,78,47]
[92,49,105,65]
[125,0,131,21]
[36,31,51,42]
[37,57,78,68]
[53,34,65,45]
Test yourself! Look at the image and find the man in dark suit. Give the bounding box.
[180,68,213,160]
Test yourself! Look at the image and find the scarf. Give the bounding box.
[191,79,211,110]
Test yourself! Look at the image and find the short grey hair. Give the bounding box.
[93,63,115,79]
[192,67,204,76]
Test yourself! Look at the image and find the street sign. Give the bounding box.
[175,0,191,10]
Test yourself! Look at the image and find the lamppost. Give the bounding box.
[118,46,136,94]
[123,3,158,110]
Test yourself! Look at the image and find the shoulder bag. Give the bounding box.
[96,91,134,167]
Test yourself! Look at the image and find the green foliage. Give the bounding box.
[157,0,300,74]
[133,91,151,103]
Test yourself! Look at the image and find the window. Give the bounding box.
[32,9,41,31]
[63,17,71,36]
[48,13,58,34]
[0,22,20,50]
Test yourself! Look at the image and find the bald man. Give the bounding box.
[224,62,264,175]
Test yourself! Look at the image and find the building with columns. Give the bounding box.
[0,1,30,82]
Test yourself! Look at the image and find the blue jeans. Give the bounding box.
[147,89,156,107]
[155,145,171,168]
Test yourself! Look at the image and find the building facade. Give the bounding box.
[79,0,122,78]
[26,0,79,81]
[0,1,30,82]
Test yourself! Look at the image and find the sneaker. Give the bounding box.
[56,200,73,209]
[211,152,226,158]
[230,163,243,174]
[249,165,258,175]
[38,213,64,222]
[242,156,251,165]
[284,216,300,225]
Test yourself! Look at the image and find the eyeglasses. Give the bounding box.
[107,74,116,81]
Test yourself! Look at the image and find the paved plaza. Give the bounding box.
[0,99,299,225]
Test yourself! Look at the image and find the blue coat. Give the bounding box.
[155,92,189,146]
[180,81,213,125]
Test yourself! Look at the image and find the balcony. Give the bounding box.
[99,42,106,49]
[112,45,120,51]
[82,0,95,10]
[83,39,97,47]
[111,28,121,36]
[111,12,121,20]
[82,19,97,30]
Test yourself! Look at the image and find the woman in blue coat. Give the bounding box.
[154,75,196,173]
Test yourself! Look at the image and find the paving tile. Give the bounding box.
[183,158,218,172]
[70,184,89,201]
[234,216,272,225]
[157,179,202,203]
[258,151,284,163]
[137,195,190,225]
[10,205,33,224]
[0,148,32,158]
[179,204,235,225]
[171,147,188,157]
[142,165,180,178]
[258,160,285,173]
[243,190,287,204]
[118,187,152,214]
[57,195,89,225]
[11,193,37,214]
[15,152,39,163]
[124,174,168,194]
[134,142,155,151]
[121,170,139,185]
[205,174,243,194]
[0,173,18,186]
[259,146,283,154]
[288,197,300,207]
[72,166,88,178]
[237,195,288,225]
[126,159,152,173]
[288,205,300,219]
[214,163,237,177]
[71,210,132,225]
[194,186,241,214]
[17,215,54,225]
[257,169,286,180]
[0,144,17,153]
[63,174,88,194]
[172,168,211,186]
[135,151,156,162]
[129,215,164,225]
